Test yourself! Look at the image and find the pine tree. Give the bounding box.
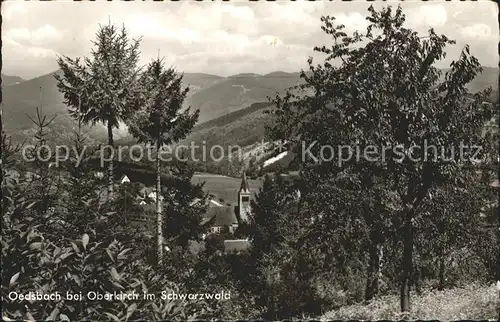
[128,58,199,265]
[24,107,63,228]
[162,157,208,249]
[64,117,105,238]
[55,22,143,199]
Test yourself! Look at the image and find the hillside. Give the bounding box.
[441,66,499,100]
[2,70,76,130]
[189,101,274,141]
[180,101,275,173]
[181,67,498,125]
[1,74,25,86]
[186,72,302,123]
[1,70,89,144]
[3,67,497,147]
[321,283,498,320]
[181,72,225,95]
[1,68,300,144]
[1,70,225,143]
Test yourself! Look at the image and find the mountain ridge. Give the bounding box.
[3,67,497,146]
[1,74,26,86]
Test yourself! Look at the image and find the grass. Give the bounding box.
[192,173,262,205]
[321,283,499,321]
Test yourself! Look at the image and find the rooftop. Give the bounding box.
[240,171,250,194]
[204,205,238,226]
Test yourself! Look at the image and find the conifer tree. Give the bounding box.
[64,116,105,237]
[162,157,208,249]
[128,58,199,265]
[55,22,143,199]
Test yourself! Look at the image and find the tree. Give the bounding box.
[128,58,199,265]
[55,22,143,199]
[162,158,209,249]
[267,5,494,311]
[416,181,485,290]
[247,174,333,318]
[23,107,64,232]
[112,182,143,225]
[1,98,4,200]
[247,175,297,317]
[63,116,105,238]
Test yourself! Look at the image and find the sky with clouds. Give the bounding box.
[2,0,498,79]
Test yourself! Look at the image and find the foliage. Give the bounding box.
[55,23,143,128]
[1,137,211,322]
[267,4,495,311]
[162,160,209,249]
[127,58,199,147]
[2,6,497,320]
[246,174,342,318]
[55,22,144,197]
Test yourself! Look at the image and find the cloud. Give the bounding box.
[1,1,497,79]
[6,38,58,59]
[262,2,320,29]
[3,28,31,43]
[335,12,369,31]
[4,24,64,47]
[221,4,255,21]
[257,35,284,47]
[461,24,494,41]
[176,2,222,32]
[33,25,63,43]
[2,36,59,78]
[122,13,202,44]
[406,4,448,29]
[1,2,27,21]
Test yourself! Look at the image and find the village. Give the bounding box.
[111,171,253,255]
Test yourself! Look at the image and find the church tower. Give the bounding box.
[238,171,251,223]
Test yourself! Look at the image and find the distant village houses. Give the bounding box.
[114,172,252,254]
[202,172,252,235]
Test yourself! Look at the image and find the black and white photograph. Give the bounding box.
[1,0,499,320]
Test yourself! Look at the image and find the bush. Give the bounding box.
[1,225,208,320]
[1,162,211,320]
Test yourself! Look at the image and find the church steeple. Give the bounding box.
[238,171,251,223]
[240,171,250,194]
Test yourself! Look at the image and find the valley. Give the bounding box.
[2,67,498,181]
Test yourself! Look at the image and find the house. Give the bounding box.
[204,206,239,234]
[148,190,164,201]
[200,172,254,254]
[204,172,253,236]
[119,175,131,184]
[138,186,164,205]
[119,170,253,254]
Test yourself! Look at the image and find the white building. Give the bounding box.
[119,175,131,184]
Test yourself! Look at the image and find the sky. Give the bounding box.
[2,0,498,80]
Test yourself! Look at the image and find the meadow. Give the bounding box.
[321,283,499,320]
[192,173,262,205]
